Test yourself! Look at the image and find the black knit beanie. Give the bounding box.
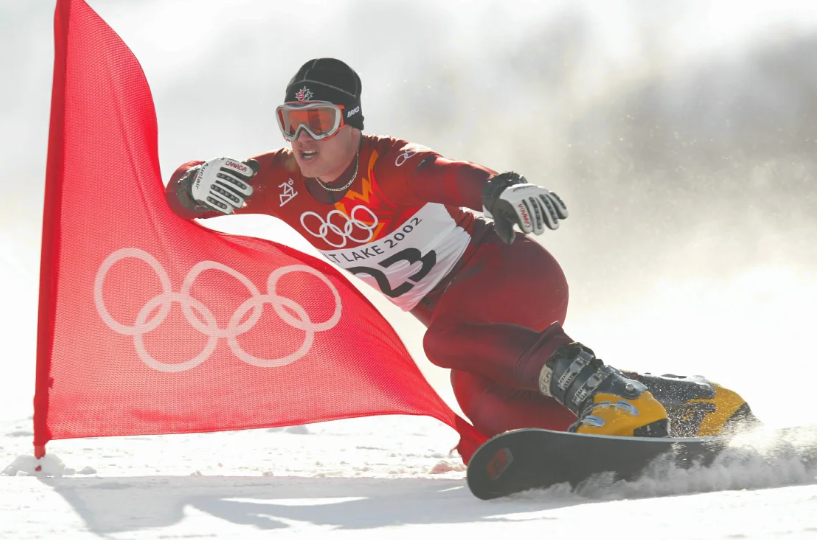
[284,58,364,130]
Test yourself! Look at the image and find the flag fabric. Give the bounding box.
[35,0,486,463]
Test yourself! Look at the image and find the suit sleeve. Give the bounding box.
[376,144,497,211]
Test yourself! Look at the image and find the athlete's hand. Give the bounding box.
[185,158,259,215]
[482,171,568,244]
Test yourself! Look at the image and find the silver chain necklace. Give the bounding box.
[316,149,360,192]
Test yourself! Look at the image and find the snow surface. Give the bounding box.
[3,415,817,539]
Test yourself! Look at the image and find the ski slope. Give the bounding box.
[3,415,817,539]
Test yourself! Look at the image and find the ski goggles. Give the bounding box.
[275,101,347,141]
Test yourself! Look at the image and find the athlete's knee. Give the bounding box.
[422,324,458,368]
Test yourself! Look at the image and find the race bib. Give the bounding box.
[317,204,470,311]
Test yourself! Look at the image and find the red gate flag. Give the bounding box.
[35,0,486,462]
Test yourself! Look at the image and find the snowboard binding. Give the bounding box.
[539,342,669,438]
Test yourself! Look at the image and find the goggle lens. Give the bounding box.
[276,103,343,140]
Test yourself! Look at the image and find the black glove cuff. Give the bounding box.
[175,167,209,214]
[481,171,528,214]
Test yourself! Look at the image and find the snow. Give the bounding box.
[2,415,817,539]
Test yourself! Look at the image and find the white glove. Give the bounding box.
[482,172,568,244]
[188,158,258,214]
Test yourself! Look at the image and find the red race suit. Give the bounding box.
[166,134,578,437]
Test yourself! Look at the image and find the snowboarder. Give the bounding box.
[166,58,756,441]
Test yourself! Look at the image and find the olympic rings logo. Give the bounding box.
[93,248,342,372]
[300,205,378,248]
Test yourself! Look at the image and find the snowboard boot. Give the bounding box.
[539,342,669,437]
[624,372,760,437]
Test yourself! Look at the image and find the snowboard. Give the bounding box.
[466,425,817,500]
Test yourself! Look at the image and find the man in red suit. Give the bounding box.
[166,58,756,440]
